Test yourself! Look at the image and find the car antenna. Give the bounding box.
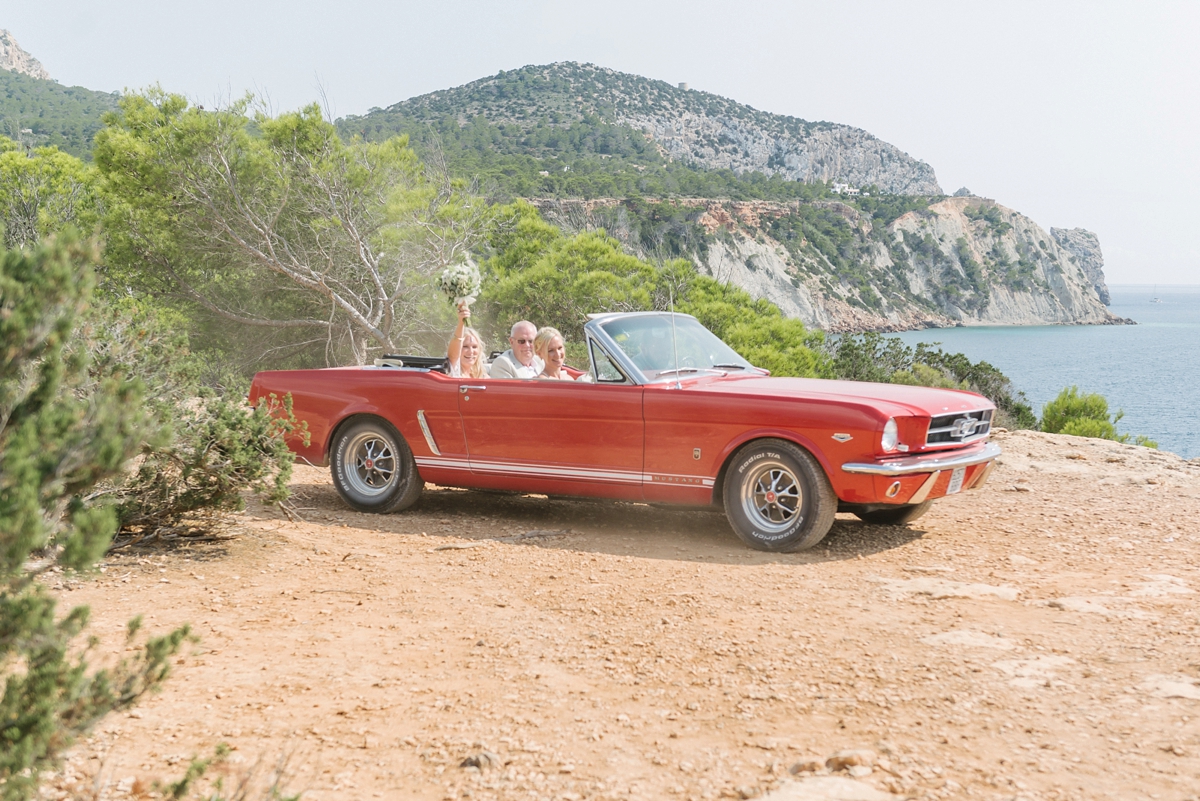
[669,285,682,390]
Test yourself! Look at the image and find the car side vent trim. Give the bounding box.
[416,410,440,456]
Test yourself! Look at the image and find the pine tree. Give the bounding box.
[0,234,188,801]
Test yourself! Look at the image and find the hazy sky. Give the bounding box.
[7,0,1198,284]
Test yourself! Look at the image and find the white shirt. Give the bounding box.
[448,359,488,378]
[488,350,544,379]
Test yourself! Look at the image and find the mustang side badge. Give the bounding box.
[832,433,853,442]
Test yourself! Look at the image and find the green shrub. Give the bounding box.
[68,297,301,544]
[113,392,302,543]
[1041,386,1111,434]
[1059,417,1118,440]
[829,333,1036,429]
[891,363,969,391]
[1,235,189,800]
[723,317,829,378]
[1041,386,1156,448]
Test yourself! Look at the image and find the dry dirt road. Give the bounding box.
[46,430,1200,801]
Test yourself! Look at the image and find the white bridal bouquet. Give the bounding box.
[438,260,482,306]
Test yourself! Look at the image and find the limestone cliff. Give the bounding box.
[1050,227,1111,305]
[0,30,50,81]
[618,101,940,195]
[535,197,1124,333]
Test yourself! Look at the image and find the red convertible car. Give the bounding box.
[249,312,1000,551]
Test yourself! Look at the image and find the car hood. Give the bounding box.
[677,374,994,418]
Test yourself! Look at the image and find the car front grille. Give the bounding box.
[926,409,993,445]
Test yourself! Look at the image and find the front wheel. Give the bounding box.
[331,417,423,513]
[722,439,836,552]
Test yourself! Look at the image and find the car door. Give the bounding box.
[457,377,645,499]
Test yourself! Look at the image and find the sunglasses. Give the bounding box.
[514,338,534,345]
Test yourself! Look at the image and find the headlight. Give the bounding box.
[881,418,899,452]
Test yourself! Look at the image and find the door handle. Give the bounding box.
[460,385,487,393]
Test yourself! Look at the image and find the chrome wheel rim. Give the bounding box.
[343,431,397,496]
[740,458,802,533]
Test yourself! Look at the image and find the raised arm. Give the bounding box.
[446,303,470,370]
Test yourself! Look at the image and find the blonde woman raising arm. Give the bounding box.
[447,303,488,379]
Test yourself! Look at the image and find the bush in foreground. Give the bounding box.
[0,236,190,800]
[1041,386,1157,448]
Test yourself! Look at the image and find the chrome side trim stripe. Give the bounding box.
[415,410,440,456]
[412,456,714,487]
[840,442,1001,476]
[470,460,642,484]
[415,457,471,471]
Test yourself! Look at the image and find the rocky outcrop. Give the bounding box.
[620,107,940,195]
[1050,227,1110,305]
[534,196,1124,333]
[0,30,50,81]
[889,199,1120,327]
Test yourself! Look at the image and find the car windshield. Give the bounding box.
[599,315,753,381]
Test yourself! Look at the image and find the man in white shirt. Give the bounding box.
[488,320,545,379]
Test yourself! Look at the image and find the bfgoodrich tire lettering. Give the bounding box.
[331,417,423,513]
[722,439,836,552]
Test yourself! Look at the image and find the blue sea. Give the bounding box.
[891,285,1200,459]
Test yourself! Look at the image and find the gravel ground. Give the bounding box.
[43,430,1200,801]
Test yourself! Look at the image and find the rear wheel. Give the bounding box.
[331,418,423,513]
[722,439,836,552]
[854,501,932,526]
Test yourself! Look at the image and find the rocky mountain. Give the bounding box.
[349,62,1120,331]
[342,62,942,196]
[0,29,49,80]
[535,196,1124,333]
[0,39,1115,333]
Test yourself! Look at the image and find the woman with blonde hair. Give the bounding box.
[447,303,488,379]
[534,326,573,381]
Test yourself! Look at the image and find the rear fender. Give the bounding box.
[323,410,394,464]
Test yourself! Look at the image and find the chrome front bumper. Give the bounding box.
[840,441,1002,476]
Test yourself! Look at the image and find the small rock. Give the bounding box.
[789,758,825,774]
[459,750,502,770]
[826,749,877,771]
[848,765,873,778]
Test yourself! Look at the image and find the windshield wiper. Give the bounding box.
[654,367,700,378]
[711,363,747,370]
